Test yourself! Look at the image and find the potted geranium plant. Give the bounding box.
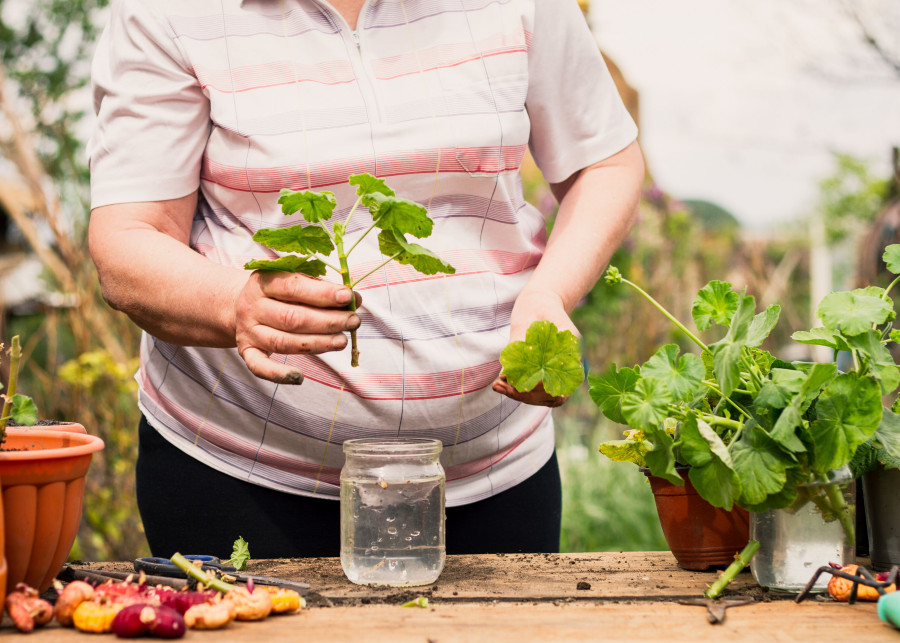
[0,335,105,597]
[590,244,900,591]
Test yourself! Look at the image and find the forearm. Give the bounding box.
[89,197,246,348]
[524,141,644,312]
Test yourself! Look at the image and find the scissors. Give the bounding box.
[133,556,310,595]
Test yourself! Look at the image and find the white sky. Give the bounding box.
[590,0,900,231]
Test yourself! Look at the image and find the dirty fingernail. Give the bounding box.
[276,371,305,385]
[346,314,360,330]
[336,289,353,304]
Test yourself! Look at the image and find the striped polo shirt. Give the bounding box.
[88,0,637,505]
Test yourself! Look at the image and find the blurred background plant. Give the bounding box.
[0,0,897,560]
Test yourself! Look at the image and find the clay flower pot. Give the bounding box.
[0,478,6,614]
[0,425,104,594]
[643,468,750,571]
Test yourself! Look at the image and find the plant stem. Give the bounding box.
[346,220,378,257]
[170,553,236,594]
[0,335,22,442]
[699,413,743,432]
[822,482,856,548]
[342,196,363,231]
[349,252,403,289]
[621,277,708,351]
[702,381,753,422]
[334,235,359,366]
[704,539,760,599]
[883,274,900,301]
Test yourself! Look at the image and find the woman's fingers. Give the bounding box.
[491,375,568,408]
[256,271,361,309]
[239,346,305,385]
[234,272,362,383]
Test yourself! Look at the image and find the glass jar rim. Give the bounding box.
[343,437,442,457]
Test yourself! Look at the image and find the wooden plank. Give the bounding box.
[15,601,898,642]
[9,553,895,641]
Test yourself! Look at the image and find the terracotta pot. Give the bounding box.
[0,426,104,594]
[0,477,6,614]
[643,468,750,571]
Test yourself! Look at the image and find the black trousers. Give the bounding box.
[136,416,562,558]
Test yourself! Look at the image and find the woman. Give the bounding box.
[88,0,644,557]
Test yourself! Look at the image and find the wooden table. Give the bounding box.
[7,552,899,642]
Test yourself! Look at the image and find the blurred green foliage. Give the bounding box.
[820,152,892,245]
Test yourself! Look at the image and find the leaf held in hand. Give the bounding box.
[370,196,433,238]
[244,256,328,278]
[377,230,455,275]
[499,321,584,397]
[252,226,334,255]
[278,189,337,223]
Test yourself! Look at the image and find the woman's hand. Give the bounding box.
[234,271,361,383]
[491,290,578,408]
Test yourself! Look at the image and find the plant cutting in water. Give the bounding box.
[589,245,900,547]
[245,173,455,367]
[0,334,38,444]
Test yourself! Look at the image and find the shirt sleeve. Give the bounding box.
[88,0,211,209]
[524,0,638,185]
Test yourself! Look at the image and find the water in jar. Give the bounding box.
[340,474,445,586]
[750,497,855,593]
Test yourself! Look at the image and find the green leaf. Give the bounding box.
[349,172,395,206]
[768,362,836,452]
[884,244,900,275]
[588,363,640,425]
[278,188,337,223]
[679,417,740,509]
[499,321,585,397]
[755,368,807,409]
[791,327,849,352]
[244,255,328,278]
[640,345,705,403]
[810,372,883,473]
[252,225,334,255]
[873,407,900,463]
[225,536,250,571]
[709,291,756,397]
[621,378,671,432]
[370,195,433,239]
[377,230,455,276]
[692,280,739,330]
[847,329,900,396]
[10,394,37,426]
[816,290,893,336]
[731,422,791,506]
[598,439,648,466]
[643,423,682,486]
[746,305,781,348]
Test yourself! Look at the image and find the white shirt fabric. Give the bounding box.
[89,0,638,506]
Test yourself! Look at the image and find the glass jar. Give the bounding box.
[750,466,856,593]
[340,438,445,586]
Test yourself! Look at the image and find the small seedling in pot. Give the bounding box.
[0,335,38,445]
[245,173,455,368]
